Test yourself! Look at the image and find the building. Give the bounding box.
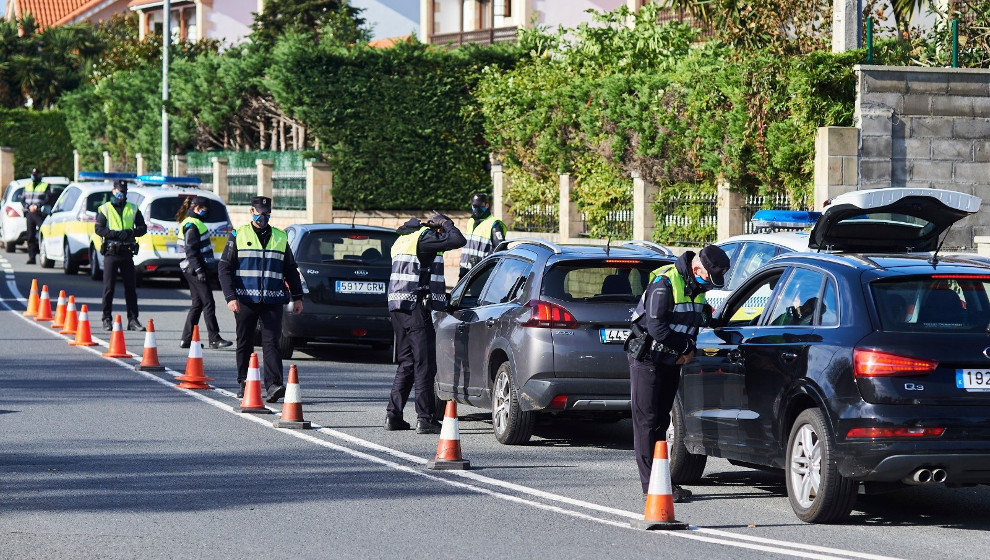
[3,0,129,28]
[353,0,419,41]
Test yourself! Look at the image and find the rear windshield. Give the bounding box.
[296,230,396,265]
[833,213,936,244]
[541,259,670,302]
[872,276,990,333]
[9,184,67,202]
[86,192,113,213]
[149,196,229,223]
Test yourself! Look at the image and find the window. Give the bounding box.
[820,280,838,326]
[452,260,498,309]
[872,276,990,333]
[86,191,113,213]
[723,271,784,327]
[295,230,395,265]
[725,242,779,292]
[541,259,667,303]
[53,187,80,213]
[149,196,227,223]
[766,268,826,327]
[480,258,533,305]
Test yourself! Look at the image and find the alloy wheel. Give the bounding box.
[492,371,510,437]
[789,423,822,509]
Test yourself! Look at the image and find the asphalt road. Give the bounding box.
[1,249,988,560]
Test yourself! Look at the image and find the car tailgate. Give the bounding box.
[550,300,635,379]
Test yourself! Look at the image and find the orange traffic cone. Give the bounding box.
[274,365,310,428]
[34,285,53,321]
[102,314,132,358]
[631,440,688,530]
[427,401,470,470]
[51,290,67,329]
[176,325,213,389]
[136,318,166,372]
[59,296,78,335]
[69,304,98,347]
[22,279,39,317]
[240,353,271,414]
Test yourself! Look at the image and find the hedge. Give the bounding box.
[0,109,74,180]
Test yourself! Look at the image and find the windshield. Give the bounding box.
[149,196,229,223]
[296,230,396,265]
[872,276,990,333]
[541,260,668,303]
[86,192,113,213]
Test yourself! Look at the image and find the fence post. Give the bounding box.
[0,147,14,195]
[256,159,274,201]
[813,126,859,210]
[212,157,229,203]
[491,160,512,229]
[632,171,658,241]
[305,160,333,224]
[73,150,80,181]
[172,154,187,177]
[103,151,112,173]
[558,173,581,241]
[135,153,145,176]
[716,177,744,241]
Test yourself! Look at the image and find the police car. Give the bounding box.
[89,175,232,281]
[37,172,133,273]
[2,175,71,253]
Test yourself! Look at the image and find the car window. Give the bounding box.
[480,258,533,305]
[766,268,826,327]
[9,186,24,204]
[725,242,779,292]
[820,279,838,326]
[296,230,395,265]
[873,276,990,333]
[53,187,80,213]
[148,196,226,222]
[86,191,113,213]
[541,259,668,303]
[453,259,499,309]
[723,270,784,327]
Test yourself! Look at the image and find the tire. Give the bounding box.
[491,361,534,445]
[62,239,79,275]
[667,398,707,484]
[785,409,857,523]
[89,247,103,281]
[3,240,15,253]
[278,333,294,360]
[38,235,54,268]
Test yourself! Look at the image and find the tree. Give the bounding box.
[250,0,370,45]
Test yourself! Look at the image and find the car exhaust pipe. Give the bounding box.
[931,468,947,483]
[904,468,933,485]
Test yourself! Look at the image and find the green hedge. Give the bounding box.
[0,109,74,180]
[186,150,306,170]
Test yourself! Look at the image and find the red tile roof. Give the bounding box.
[5,0,90,28]
[55,0,128,26]
[368,35,412,49]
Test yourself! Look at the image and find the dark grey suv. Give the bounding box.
[434,239,675,444]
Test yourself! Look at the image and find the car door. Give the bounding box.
[43,186,80,261]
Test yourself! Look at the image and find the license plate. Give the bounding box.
[600,328,630,344]
[335,280,385,295]
[956,369,990,392]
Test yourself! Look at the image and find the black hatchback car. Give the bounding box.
[275,224,398,358]
[668,187,990,523]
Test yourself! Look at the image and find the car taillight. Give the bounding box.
[145,265,157,271]
[77,210,96,223]
[5,205,20,218]
[853,349,937,377]
[521,300,577,329]
[846,427,945,439]
[549,395,568,409]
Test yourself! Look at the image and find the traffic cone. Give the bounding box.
[176,325,213,390]
[22,279,39,317]
[274,365,310,428]
[102,314,132,358]
[427,401,470,470]
[34,285,53,321]
[59,296,78,335]
[240,353,271,414]
[631,440,688,530]
[51,290,67,329]
[69,304,98,347]
[136,318,166,372]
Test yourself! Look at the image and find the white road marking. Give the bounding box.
[0,257,909,560]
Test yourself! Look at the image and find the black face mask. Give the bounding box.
[31,175,41,184]
[471,205,489,219]
[113,192,126,205]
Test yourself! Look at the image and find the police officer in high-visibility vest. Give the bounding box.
[458,193,505,279]
[177,195,232,350]
[20,168,53,265]
[625,245,730,502]
[218,196,304,403]
[94,179,147,332]
[386,212,465,434]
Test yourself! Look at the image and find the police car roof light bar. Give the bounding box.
[136,174,203,186]
[751,209,822,232]
[78,171,138,181]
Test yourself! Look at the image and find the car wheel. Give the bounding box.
[38,235,54,268]
[89,247,102,281]
[278,333,294,360]
[667,399,707,484]
[3,239,15,253]
[62,239,79,275]
[491,361,534,445]
[785,409,857,523]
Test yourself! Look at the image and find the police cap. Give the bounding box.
[251,196,272,213]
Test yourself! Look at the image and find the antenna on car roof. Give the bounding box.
[351,210,357,228]
[605,236,611,256]
[928,226,953,267]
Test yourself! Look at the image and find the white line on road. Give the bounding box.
[0,257,910,560]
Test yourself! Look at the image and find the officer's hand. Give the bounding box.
[292,300,303,315]
[676,350,696,365]
[227,300,240,313]
[196,271,207,283]
[29,204,37,213]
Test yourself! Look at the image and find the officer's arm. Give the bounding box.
[418,216,467,252]
[217,233,238,303]
[645,278,694,354]
[490,221,506,249]
[282,247,304,301]
[94,211,122,240]
[131,210,148,238]
[184,223,206,273]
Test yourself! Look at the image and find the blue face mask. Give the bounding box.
[695,275,708,286]
[113,192,126,204]
[253,213,270,228]
[195,209,208,220]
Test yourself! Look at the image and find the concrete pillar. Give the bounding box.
[172,154,187,177]
[73,150,80,181]
[813,127,860,210]
[632,171,659,241]
[212,157,229,202]
[832,0,860,53]
[716,177,745,241]
[103,151,112,173]
[305,160,333,224]
[256,159,274,201]
[558,173,582,241]
[135,153,145,176]
[0,147,14,195]
[491,161,513,229]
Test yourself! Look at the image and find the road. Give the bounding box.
[1,249,988,560]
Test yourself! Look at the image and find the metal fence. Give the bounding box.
[581,209,633,239]
[661,192,718,245]
[227,167,257,206]
[510,205,558,233]
[273,170,306,210]
[186,165,213,192]
[741,193,809,234]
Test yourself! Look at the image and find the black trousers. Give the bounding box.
[629,354,682,493]
[25,212,44,259]
[386,306,437,423]
[181,269,220,343]
[234,301,284,390]
[102,254,139,322]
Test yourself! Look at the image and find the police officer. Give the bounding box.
[386,212,465,434]
[626,245,730,502]
[177,195,232,350]
[218,196,304,403]
[20,168,52,265]
[94,179,147,332]
[458,193,505,279]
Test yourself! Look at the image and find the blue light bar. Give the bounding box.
[751,209,822,230]
[78,171,138,181]
[137,175,203,186]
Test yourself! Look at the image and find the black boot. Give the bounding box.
[385,415,411,431]
[127,319,145,331]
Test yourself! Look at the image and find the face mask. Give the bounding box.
[253,213,270,228]
[471,205,488,218]
[195,209,208,220]
[113,192,126,204]
[695,275,708,286]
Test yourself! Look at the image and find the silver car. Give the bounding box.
[1,176,71,252]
